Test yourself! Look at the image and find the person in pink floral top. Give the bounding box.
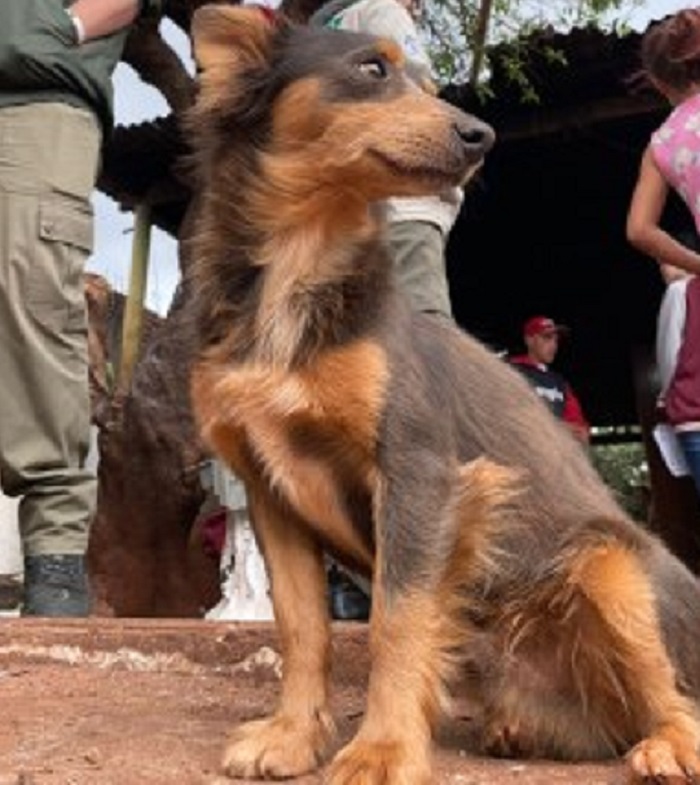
[651,95,700,227]
[627,8,700,278]
[627,8,700,497]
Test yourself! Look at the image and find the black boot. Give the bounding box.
[328,565,371,621]
[22,555,91,617]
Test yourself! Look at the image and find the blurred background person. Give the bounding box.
[508,316,590,445]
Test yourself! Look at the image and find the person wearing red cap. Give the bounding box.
[508,316,590,444]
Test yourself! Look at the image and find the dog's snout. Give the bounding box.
[455,117,496,158]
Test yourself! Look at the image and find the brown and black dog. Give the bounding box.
[186,5,700,784]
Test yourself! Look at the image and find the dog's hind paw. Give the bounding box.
[326,738,432,785]
[221,712,334,779]
[627,736,700,783]
[482,719,533,759]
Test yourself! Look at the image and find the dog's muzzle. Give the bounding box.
[453,113,496,164]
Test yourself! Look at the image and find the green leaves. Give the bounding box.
[422,0,643,96]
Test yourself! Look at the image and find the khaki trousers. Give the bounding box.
[0,103,99,556]
[386,220,453,319]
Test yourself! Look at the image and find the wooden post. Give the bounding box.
[118,203,152,391]
[469,0,494,87]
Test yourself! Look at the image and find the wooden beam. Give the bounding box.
[118,203,153,391]
[494,93,665,141]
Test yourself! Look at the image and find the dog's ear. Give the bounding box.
[191,5,277,112]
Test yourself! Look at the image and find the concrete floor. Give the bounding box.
[0,618,623,785]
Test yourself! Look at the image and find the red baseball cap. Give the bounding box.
[523,316,569,338]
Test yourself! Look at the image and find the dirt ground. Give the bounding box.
[0,618,623,785]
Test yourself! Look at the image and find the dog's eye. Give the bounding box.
[357,58,387,79]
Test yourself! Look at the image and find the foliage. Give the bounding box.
[590,440,649,522]
[422,0,644,88]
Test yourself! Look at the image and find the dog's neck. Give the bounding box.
[196,186,393,370]
[252,198,391,368]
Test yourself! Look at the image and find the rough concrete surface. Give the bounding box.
[0,619,623,784]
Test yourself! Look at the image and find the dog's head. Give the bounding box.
[188,5,494,204]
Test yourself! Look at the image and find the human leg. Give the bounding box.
[676,430,700,495]
[0,104,100,615]
[327,562,370,621]
[385,220,453,318]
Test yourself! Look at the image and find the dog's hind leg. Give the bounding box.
[482,540,700,782]
[220,483,335,779]
[568,543,700,782]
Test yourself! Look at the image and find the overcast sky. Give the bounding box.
[90,0,689,315]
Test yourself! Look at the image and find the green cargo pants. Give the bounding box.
[0,103,99,556]
[386,220,453,319]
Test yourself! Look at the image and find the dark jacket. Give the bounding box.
[0,0,129,132]
[508,354,590,435]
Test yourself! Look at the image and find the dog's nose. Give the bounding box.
[455,116,496,159]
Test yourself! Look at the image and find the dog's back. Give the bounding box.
[442,319,700,659]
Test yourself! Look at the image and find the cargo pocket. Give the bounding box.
[28,198,93,334]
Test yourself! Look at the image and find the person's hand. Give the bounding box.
[659,263,690,284]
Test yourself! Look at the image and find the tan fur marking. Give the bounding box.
[328,590,441,785]
[191,339,387,567]
[255,234,372,367]
[250,77,384,236]
[367,37,405,68]
[268,79,331,152]
[444,460,522,590]
[570,545,700,752]
[242,71,481,240]
[221,484,335,779]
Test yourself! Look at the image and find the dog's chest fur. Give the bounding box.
[193,339,388,561]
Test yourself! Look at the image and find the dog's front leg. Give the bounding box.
[328,588,447,785]
[221,484,335,780]
[327,465,463,785]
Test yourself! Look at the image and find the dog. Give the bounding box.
[186,6,700,783]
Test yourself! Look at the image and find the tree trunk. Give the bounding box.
[86,218,219,617]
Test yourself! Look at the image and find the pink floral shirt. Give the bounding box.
[651,92,700,231]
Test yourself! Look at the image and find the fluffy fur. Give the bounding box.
[186,6,700,784]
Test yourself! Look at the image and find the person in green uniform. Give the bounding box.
[0,0,161,616]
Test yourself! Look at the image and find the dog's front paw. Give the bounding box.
[627,735,700,783]
[326,738,432,785]
[221,711,335,779]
